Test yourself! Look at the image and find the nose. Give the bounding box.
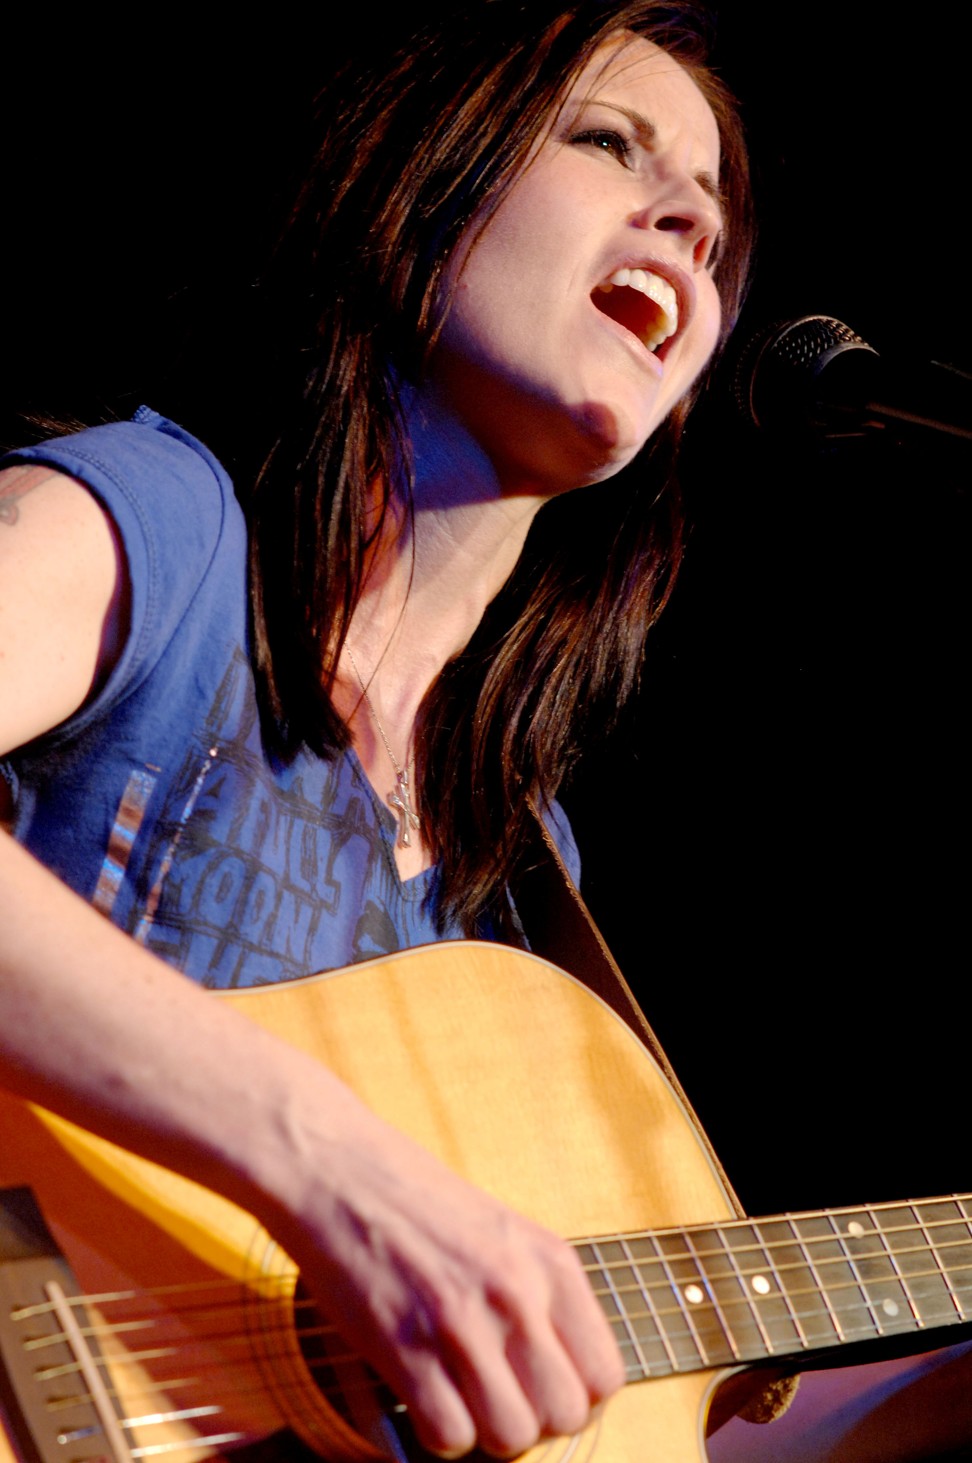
[631,172,722,271]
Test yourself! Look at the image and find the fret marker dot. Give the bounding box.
[847,1221,866,1239]
[684,1284,705,1305]
[882,1298,899,1317]
[751,1275,771,1296]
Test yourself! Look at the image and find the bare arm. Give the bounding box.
[0,467,623,1457]
[0,829,624,1454]
[0,464,127,752]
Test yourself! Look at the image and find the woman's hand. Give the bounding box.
[0,829,623,1462]
[0,463,623,1458]
[256,1089,626,1458]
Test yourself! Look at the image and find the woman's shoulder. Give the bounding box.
[0,410,248,755]
[3,407,238,553]
[4,407,246,642]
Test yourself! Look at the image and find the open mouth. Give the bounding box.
[592,268,679,352]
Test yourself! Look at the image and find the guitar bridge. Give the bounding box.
[0,1186,122,1462]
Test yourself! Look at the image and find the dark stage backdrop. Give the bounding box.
[3,10,968,1216]
[568,7,971,1216]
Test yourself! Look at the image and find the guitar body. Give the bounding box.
[0,943,740,1462]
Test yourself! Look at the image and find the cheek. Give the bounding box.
[447,153,579,308]
[699,276,722,351]
[682,281,722,382]
[439,218,568,373]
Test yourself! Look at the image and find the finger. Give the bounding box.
[429,1279,599,1454]
[504,1323,595,1441]
[435,1321,543,1458]
[429,1238,624,1454]
[548,1246,627,1402]
[388,1349,479,1460]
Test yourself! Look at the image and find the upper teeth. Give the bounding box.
[595,268,679,349]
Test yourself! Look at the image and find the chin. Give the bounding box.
[568,399,660,483]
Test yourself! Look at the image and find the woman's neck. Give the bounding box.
[332,385,548,880]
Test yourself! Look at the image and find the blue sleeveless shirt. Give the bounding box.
[1,410,578,988]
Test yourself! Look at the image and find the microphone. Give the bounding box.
[734,315,972,446]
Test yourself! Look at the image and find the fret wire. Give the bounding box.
[57,1287,931,1422]
[47,1240,971,1350]
[786,1233,972,1274]
[578,1298,704,1357]
[758,1231,972,1276]
[716,1223,778,1354]
[68,1252,961,1354]
[29,1208,970,1329]
[825,1211,884,1336]
[599,1265,943,1349]
[20,1205,971,1399]
[625,1241,677,1370]
[767,1263,972,1311]
[593,1239,652,1379]
[682,1229,742,1362]
[787,1216,844,1343]
[912,1204,967,1322]
[867,1203,922,1327]
[585,1199,972,1271]
[770,1246,972,1296]
[645,1232,710,1368]
[34,1262,951,1381]
[592,1259,972,1324]
[47,1271,967,1412]
[582,1233,972,1292]
[733,1197,972,1235]
[750,1220,811,1351]
[596,1296,893,1351]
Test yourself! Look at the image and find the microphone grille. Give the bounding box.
[734,314,875,431]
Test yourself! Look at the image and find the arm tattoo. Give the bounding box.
[0,465,57,526]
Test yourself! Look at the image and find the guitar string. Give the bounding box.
[589,1231,972,1290]
[17,1223,972,1345]
[16,1197,971,1325]
[19,1207,971,1328]
[25,1241,972,1352]
[33,1258,972,1445]
[18,1207,972,1431]
[23,1250,972,1394]
[586,1200,972,1265]
[17,1213,972,1451]
[29,1252,972,1440]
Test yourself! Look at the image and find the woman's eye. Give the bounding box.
[569,128,632,166]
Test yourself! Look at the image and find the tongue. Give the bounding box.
[593,284,666,349]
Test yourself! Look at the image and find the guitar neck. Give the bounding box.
[583,1195,972,1380]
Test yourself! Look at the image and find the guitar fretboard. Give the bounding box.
[578,1195,972,1378]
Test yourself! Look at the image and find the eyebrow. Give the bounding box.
[601,103,726,226]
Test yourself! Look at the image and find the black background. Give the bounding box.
[3,10,968,1217]
[570,6,970,1217]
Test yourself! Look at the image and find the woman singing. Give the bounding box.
[1,3,967,1458]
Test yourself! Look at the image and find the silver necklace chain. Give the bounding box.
[344,644,421,850]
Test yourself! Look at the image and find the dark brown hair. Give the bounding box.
[248,1,754,933]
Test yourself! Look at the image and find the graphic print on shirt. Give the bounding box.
[120,649,421,986]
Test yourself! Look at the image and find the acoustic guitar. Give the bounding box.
[1,943,969,1462]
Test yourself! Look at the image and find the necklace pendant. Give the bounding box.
[388,768,421,850]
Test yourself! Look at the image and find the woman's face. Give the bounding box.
[428,34,724,493]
